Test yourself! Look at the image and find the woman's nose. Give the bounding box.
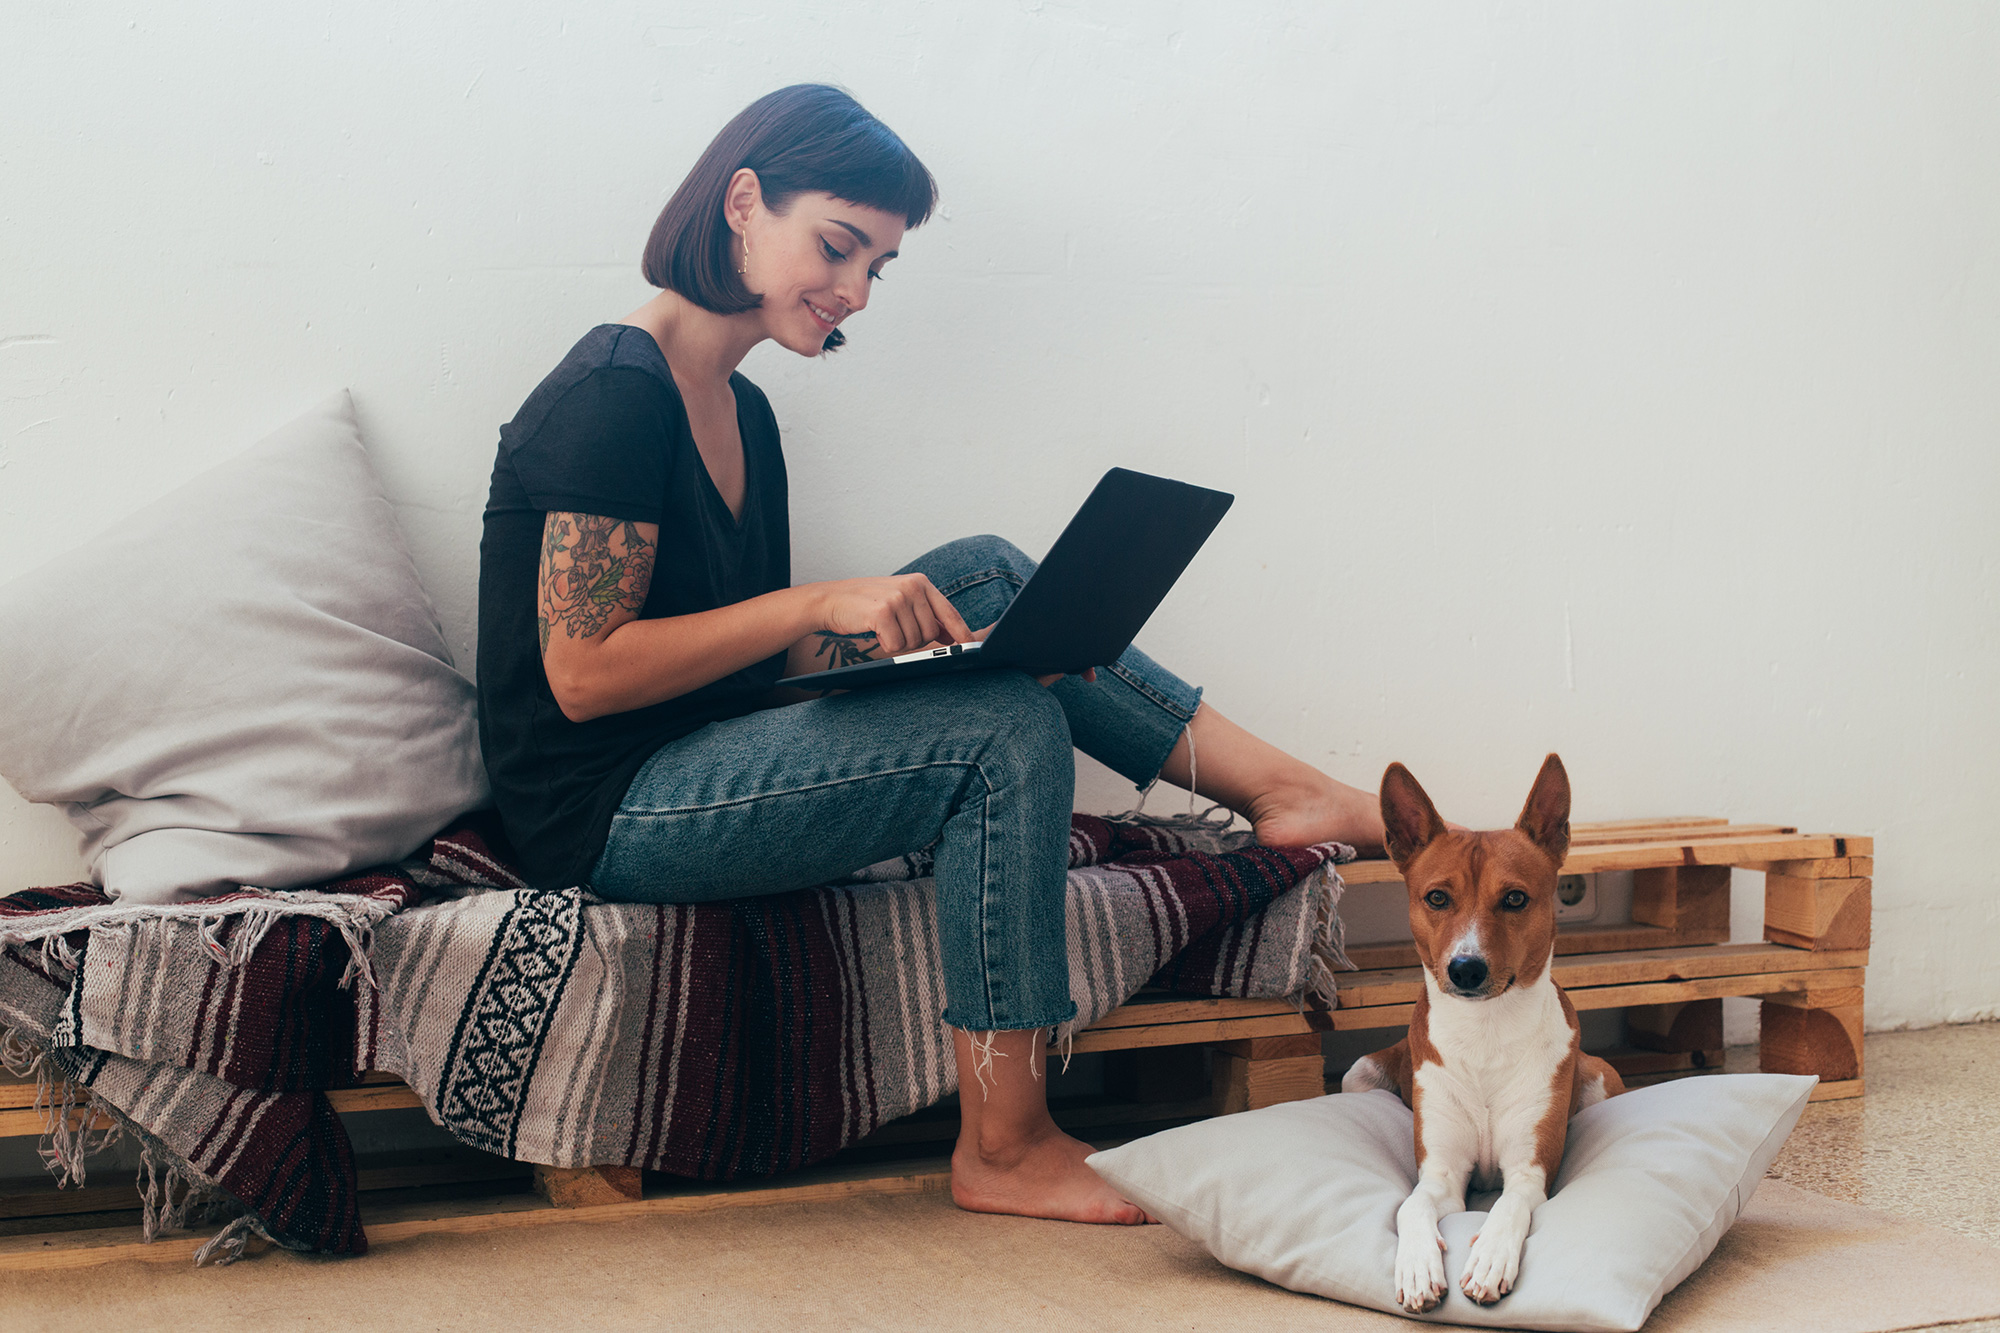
[835,273,869,315]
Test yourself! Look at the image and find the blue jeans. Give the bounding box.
[589,535,1204,1032]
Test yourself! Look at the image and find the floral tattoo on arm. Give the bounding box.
[537,512,656,656]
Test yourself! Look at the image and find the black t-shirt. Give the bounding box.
[477,324,790,888]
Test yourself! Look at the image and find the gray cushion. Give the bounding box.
[1087,1072,1817,1332]
[0,392,487,902]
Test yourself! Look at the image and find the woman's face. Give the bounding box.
[733,178,906,356]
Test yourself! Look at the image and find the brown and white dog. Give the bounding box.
[1341,754,1624,1313]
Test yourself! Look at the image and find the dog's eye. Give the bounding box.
[1424,888,1450,910]
[1501,889,1529,910]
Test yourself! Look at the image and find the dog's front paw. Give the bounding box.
[1395,1228,1448,1313]
[1459,1225,1525,1305]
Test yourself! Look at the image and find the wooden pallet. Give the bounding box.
[0,816,1872,1263]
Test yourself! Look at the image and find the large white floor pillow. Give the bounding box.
[1088,1073,1818,1333]
[0,391,488,902]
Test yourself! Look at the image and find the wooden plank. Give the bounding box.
[1761,986,1865,1010]
[1563,834,1848,873]
[1341,830,1852,882]
[1808,1078,1864,1102]
[1069,1012,1315,1053]
[1083,995,1299,1029]
[1336,943,1869,1010]
[0,1106,110,1138]
[1571,817,1730,834]
[1569,824,1795,848]
[326,1084,425,1114]
[1567,969,1865,1011]
[534,1165,642,1208]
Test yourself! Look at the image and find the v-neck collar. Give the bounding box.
[614,324,752,534]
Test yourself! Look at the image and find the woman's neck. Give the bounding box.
[622,288,763,392]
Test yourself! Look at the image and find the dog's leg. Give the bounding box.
[1394,1160,1466,1314]
[1341,1039,1410,1101]
[1458,1161,1545,1304]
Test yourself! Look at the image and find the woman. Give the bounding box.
[478,84,1385,1225]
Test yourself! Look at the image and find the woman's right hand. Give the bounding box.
[811,574,975,657]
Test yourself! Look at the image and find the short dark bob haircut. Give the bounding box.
[643,84,938,352]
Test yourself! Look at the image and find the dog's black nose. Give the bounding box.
[1447,955,1489,992]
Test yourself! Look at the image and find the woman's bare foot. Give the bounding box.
[1247,776,1385,854]
[951,1123,1151,1225]
[948,1027,1152,1225]
[1159,705,1387,853]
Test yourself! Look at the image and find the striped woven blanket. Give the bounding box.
[0,812,1349,1259]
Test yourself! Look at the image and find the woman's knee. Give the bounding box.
[964,672,1073,780]
[898,534,1037,586]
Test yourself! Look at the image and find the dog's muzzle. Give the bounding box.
[1445,954,1492,997]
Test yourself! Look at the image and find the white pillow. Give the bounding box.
[1087,1073,1817,1332]
[0,391,488,902]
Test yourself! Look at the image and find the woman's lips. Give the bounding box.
[804,298,840,332]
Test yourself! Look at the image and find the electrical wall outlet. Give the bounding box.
[1555,873,1599,923]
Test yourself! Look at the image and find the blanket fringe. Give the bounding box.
[138,1144,203,1241]
[192,1211,275,1267]
[0,1026,43,1078]
[0,890,394,992]
[24,1052,122,1188]
[1300,854,1357,1012]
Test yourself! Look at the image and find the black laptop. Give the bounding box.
[785,467,1233,692]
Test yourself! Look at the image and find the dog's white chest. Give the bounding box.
[1413,976,1572,1190]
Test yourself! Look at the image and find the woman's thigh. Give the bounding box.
[591,668,1073,903]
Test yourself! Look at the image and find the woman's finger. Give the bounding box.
[885,599,923,656]
[923,582,974,644]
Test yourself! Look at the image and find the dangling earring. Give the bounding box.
[738,238,749,277]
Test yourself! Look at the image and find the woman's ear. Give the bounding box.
[723,167,764,236]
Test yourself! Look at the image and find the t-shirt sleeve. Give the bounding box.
[505,368,673,522]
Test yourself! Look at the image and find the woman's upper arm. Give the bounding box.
[537,510,658,669]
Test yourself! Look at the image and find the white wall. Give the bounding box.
[3,2,1995,1030]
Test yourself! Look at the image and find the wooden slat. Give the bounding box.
[1568,823,1795,848]
[1571,817,1729,834]
[327,1084,425,1114]
[1336,943,1868,1010]
[1082,995,1299,1030]
[1339,829,1861,883]
[1069,1012,1314,1053]
[0,1106,110,1138]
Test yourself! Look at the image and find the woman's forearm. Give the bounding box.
[548,584,821,722]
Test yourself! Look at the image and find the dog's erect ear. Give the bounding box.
[1515,753,1572,866]
[1380,763,1449,870]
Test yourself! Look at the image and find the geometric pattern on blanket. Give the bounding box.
[0,813,1350,1258]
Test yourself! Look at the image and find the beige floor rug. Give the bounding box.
[7,1178,2000,1332]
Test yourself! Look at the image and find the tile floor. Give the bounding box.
[1754,1021,2000,1333]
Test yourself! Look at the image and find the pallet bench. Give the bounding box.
[0,815,1871,1265]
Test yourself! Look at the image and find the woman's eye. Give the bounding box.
[1502,889,1529,910]
[866,268,884,282]
[1424,889,1450,910]
[820,238,847,262]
